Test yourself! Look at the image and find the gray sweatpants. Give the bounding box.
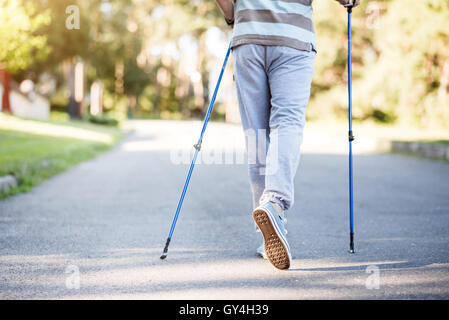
[233,44,315,211]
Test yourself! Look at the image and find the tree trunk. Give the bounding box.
[194,31,207,117]
[438,60,449,101]
[127,94,137,119]
[0,69,12,114]
[65,60,83,119]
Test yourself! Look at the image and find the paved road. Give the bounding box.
[1,120,449,299]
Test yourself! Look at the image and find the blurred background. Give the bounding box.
[1,0,449,197]
[1,0,448,125]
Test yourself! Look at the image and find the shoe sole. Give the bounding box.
[253,208,290,270]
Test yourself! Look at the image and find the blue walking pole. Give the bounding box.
[160,42,232,260]
[347,5,355,254]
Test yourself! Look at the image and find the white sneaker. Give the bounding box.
[257,242,267,259]
[255,203,288,260]
[253,201,292,270]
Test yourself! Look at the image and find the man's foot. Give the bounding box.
[253,201,291,270]
[257,220,288,259]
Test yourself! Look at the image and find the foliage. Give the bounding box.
[0,0,50,72]
[362,0,449,127]
[1,0,448,128]
[310,0,449,128]
[87,114,120,127]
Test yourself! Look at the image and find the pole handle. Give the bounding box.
[345,0,354,12]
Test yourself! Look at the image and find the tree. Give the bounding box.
[356,0,449,126]
[0,0,50,113]
[34,0,91,118]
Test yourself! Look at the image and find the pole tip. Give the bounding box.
[160,238,171,260]
[349,241,355,254]
[349,232,355,254]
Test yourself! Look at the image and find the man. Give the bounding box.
[215,0,360,270]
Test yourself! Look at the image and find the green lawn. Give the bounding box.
[0,114,124,199]
[421,140,449,146]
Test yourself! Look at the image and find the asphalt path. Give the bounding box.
[1,120,448,299]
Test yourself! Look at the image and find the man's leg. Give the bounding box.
[233,44,271,209]
[261,46,316,211]
[251,46,315,270]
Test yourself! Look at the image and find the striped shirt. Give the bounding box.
[231,0,316,52]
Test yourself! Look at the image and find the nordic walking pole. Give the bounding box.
[160,42,232,260]
[346,3,355,254]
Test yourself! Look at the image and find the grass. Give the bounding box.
[0,114,124,199]
[419,140,449,146]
